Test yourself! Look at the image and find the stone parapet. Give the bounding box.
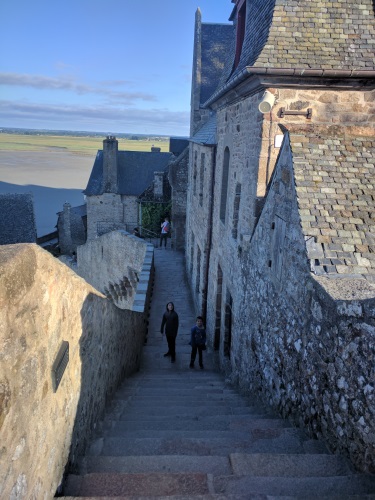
[0,243,149,498]
[74,230,154,312]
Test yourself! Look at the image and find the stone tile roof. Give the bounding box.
[0,193,37,244]
[169,137,189,156]
[190,114,217,146]
[200,23,234,105]
[84,151,173,196]
[217,0,375,90]
[289,129,375,281]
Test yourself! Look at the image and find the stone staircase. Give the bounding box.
[60,249,375,499]
[62,371,375,499]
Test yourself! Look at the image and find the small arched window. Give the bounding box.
[232,183,241,239]
[220,147,230,223]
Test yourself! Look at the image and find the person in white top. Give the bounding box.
[160,216,170,248]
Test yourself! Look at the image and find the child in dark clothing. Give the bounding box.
[189,316,206,369]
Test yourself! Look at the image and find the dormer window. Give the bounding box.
[234,0,246,69]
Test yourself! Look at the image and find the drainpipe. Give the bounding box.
[202,146,216,321]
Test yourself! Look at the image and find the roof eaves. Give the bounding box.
[203,67,375,108]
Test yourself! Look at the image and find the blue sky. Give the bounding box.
[0,0,231,136]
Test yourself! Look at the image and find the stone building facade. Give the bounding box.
[84,136,173,240]
[185,0,375,472]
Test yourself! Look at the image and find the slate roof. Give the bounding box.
[200,22,234,105]
[289,129,375,281]
[0,193,37,244]
[209,0,375,105]
[170,137,189,156]
[84,150,173,196]
[245,0,375,71]
[190,114,217,146]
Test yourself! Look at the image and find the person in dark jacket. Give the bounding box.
[189,316,206,369]
[160,302,179,362]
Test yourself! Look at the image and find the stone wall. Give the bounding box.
[73,230,153,310]
[185,86,375,471]
[185,143,216,313]
[86,194,139,241]
[233,140,375,472]
[0,244,149,498]
[168,148,189,251]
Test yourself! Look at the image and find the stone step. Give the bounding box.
[213,474,375,498]
[120,373,225,383]
[96,430,319,456]
[108,416,290,433]
[63,472,209,497]
[103,428,290,441]
[63,471,375,498]
[116,406,272,418]
[114,395,254,413]
[61,496,375,500]
[80,452,352,478]
[61,496,256,500]
[115,389,243,399]
[81,455,232,475]
[117,385,239,393]
[229,453,354,477]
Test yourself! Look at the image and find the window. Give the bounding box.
[232,183,241,239]
[220,147,230,222]
[214,265,223,350]
[199,153,205,207]
[224,291,233,358]
[190,232,195,276]
[196,246,201,294]
[193,150,198,196]
[234,0,246,69]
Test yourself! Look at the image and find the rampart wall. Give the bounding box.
[71,230,153,311]
[0,243,151,498]
[233,140,375,473]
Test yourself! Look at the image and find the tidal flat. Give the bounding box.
[0,150,94,236]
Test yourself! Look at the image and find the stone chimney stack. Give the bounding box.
[103,135,118,193]
[153,172,164,198]
[59,202,72,254]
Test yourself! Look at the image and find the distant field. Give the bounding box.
[0,134,170,155]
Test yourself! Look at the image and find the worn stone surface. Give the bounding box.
[0,243,149,499]
[185,7,375,476]
[71,229,153,310]
[169,148,189,251]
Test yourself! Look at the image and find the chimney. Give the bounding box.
[103,135,118,193]
[153,172,164,197]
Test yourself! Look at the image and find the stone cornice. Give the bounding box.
[204,67,375,109]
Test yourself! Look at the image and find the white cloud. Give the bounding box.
[0,99,190,135]
[0,72,157,103]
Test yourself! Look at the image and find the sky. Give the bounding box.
[0,0,232,137]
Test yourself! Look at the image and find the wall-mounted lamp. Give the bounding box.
[258,91,276,114]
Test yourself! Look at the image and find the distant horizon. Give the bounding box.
[0,126,190,139]
[0,1,230,135]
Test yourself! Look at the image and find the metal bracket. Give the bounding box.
[52,341,69,392]
[280,108,312,119]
